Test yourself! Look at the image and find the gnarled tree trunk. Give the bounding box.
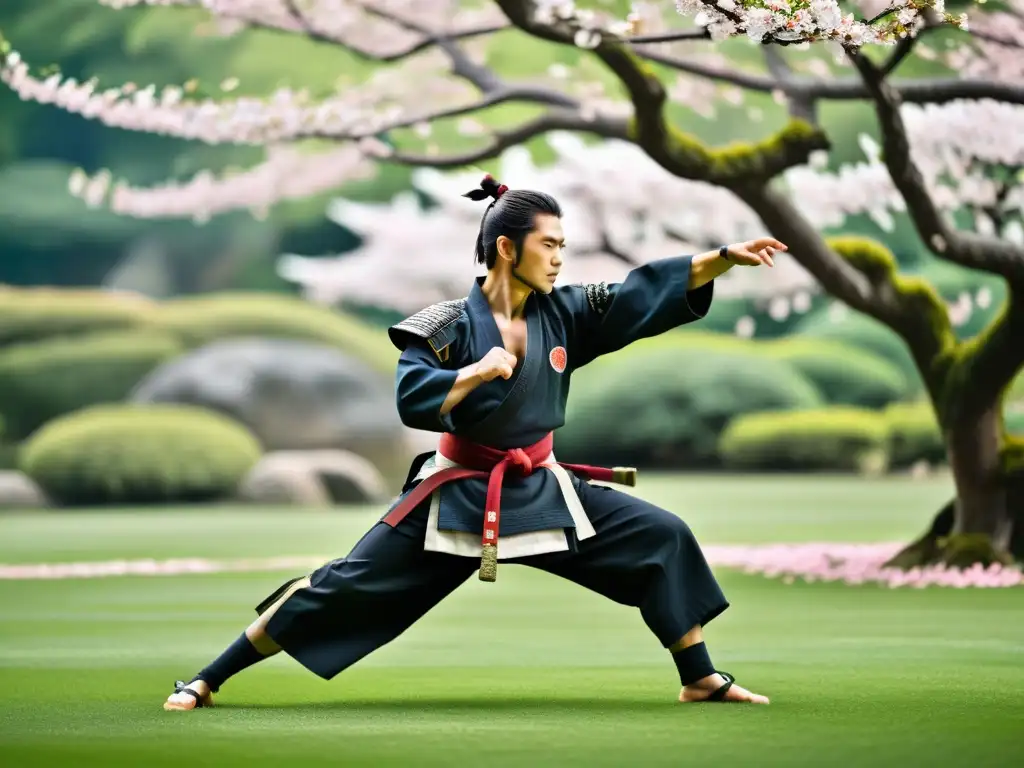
[947,407,1013,547]
[889,403,1023,568]
[736,182,1024,568]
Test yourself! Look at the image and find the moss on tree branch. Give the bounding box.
[826,237,949,340]
[657,118,829,185]
[823,240,1024,429]
[602,44,829,183]
[825,236,898,282]
[826,236,955,387]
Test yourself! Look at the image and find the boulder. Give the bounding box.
[237,449,390,506]
[0,470,49,509]
[131,338,414,489]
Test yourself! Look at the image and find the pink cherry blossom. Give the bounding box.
[98,0,510,58]
[101,143,376,222]
[0,44,471,146]
[703,542,1024,588]
[1,545,1019,588]
[783,101,1024,238]
[279,132,822,310]
[1,0,1014,224]
[672,0,966,45]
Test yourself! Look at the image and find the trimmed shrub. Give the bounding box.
[719,407,890,473]
[624,329,753,356]
[690,297,757,337]
[0,414,14,470]
[0,286,153,346]
[760,338,911,408]
[557,348,824,468]
[793,309,923,393]
[0,286,396,377]
[884,400,946,468]
[0,445,18,471]
[0,330,184,440]
[20,404,262,505]
[147,293,396,374]
[590,329,911,408]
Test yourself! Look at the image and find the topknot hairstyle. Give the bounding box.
[462,175,561,269]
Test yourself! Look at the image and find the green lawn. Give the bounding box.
[1,473,1021,767]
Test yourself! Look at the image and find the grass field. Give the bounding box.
[1,473,1022,767]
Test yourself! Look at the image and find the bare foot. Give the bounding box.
[163,679,213,711]
[679,673,770,705]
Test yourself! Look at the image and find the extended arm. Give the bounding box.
[569,238,784,367]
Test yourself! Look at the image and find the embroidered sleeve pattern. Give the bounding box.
[579,282,610,315]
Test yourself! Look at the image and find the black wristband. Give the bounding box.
[719,245,732,263]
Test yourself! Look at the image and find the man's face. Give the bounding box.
[512,213,565,294]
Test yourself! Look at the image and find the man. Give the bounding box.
[164,175,782,711]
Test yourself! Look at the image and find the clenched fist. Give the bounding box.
[475,346,517,382]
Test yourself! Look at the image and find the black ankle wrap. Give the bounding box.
[195,633,265,692]
[671,641,716,686]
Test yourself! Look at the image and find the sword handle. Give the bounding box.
[611,467,637,486]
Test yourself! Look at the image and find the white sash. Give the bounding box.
[414,449,597,560]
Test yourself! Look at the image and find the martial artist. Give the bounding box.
[164,175,783,710]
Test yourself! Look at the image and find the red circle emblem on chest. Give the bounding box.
[549,346,567,373]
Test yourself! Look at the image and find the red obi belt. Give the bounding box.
[383,431,636,581]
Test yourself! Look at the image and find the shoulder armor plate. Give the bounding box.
[388,298,467,361]
[577,282,610,314]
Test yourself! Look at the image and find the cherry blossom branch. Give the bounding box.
[328,83,580,140]
[284,0,510,63]
[0,43,583,146]
[970,27,1024,51]
[376,108,629,167]
[879,33,919,77]
[63,99,618,220]
[847,45,1024,284]
[634,47,1024,106]
[351,0,503,91]
[673,0,965,45]
[634,47,779,93]
[760,42,819,122]
[733,183,884,318]
[73,142,376,221]
[878,8,944,77]
[99,0,511,62]
[496,0,828,184]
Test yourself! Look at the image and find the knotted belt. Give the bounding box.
[383,431,636,582]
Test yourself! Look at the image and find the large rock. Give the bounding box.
[237,449,390,506]
[131,338,413,488]
[0,470,49,509]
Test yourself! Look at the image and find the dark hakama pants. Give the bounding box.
[259,479,729,680]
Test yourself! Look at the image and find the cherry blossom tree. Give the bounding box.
[2,0,1024,566]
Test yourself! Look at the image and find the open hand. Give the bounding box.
[724,237,788,267]
[475,346,517,382]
